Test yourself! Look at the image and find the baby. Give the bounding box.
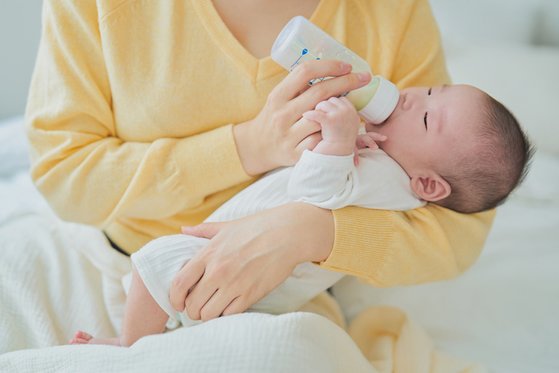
[71,84,533,346]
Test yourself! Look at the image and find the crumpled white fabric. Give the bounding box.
[0,173,486,373]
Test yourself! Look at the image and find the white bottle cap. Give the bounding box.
[358,77,399,124]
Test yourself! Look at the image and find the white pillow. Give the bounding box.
[445,44,559,155]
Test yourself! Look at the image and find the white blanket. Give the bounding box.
[0,172,377,372]
[0,173,485,373]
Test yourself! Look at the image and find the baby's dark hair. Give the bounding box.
[436,92,534,213]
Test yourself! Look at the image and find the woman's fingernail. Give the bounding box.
[357,72,370,81]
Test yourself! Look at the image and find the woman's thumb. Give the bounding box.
[181,222,221,239]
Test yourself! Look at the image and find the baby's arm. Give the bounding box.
[288,147,422,210]
[289,97,393,210]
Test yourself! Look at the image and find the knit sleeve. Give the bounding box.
[25,0,252,228]
[322,206,495,286]
[319,0,494,285]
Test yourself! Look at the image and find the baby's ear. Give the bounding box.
[410,172,451,202]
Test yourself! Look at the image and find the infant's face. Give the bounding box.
[367,84,485,176]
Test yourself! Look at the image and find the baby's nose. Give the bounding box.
[400,93,410,111]
[401,89,426,111]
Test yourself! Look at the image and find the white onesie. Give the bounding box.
[131,148,424,325]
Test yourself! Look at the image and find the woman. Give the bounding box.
[26,0,493,324]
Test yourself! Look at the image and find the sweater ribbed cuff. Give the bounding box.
[319,206,394,282]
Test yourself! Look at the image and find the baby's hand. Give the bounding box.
[353,131,387,165]
[302,97,361,156]
[356,131,387,150]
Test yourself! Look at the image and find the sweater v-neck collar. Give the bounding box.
[192,0,339,82]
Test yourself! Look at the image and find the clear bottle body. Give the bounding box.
[271,16,398,123]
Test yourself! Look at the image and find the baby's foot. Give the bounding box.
[69,330,121,346]
[69,330,93,344]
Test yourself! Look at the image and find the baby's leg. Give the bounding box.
[71,268,168,347]
[119,268,169,345]
[71,234,208,347]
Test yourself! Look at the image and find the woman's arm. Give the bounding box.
[26,1,252,227]
[27,1,368,229]
[326,206,495,286]
[172,203,493,321]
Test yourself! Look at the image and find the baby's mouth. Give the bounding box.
[370,94,403,127]
[393,93,405,114]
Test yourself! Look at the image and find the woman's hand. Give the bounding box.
[169,203,334,321]
[233,60,371,176]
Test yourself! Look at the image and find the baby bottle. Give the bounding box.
[271,16,399,124]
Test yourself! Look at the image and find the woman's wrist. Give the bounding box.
[288,203,334,263]
[233,120,270,176]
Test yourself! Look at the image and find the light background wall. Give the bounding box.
[0,1,558,121]
[0,2,42,120]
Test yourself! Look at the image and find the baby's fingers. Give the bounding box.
[365,131,388,142]
[315,100,337,113]
[356,134,379,150]
[302,110,327,123]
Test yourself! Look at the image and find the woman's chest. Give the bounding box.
[211,0,320,59]
[100,7,286,142]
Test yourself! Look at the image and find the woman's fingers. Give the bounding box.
[221,296,246,316]
[290,116,321,140]
[181,222,222,239]
[199,289,238,321]
[169,258,206,311]
[275,60,352,102]
[296,132,322,154]
[289,70,371,115]
[184,281,219,320]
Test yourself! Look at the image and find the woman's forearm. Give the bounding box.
[280,203,335,263]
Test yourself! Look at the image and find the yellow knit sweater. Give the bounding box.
[26,0,494,287]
